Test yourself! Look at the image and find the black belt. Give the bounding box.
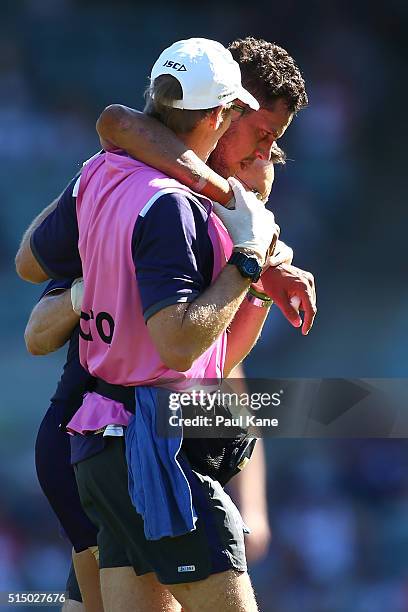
[94,379,136,413]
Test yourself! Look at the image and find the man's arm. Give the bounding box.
[15,176,82,284]
[226,368,271,562]
[147,265,251,372]
[97,105,232,205]
[15,197,59,283]
[223,294,271,377]
[150,248,314,374]
[25,288,79,355]
[223,261,317,375]
[135,182,277,372]
[229,438,271,563]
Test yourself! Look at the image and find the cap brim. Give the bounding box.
[235,87,260,111]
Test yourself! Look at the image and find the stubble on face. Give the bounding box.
[209,99,293,179]
[208,120,240,178]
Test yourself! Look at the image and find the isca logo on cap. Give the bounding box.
[163,60,187,72]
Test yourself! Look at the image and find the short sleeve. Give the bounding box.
[31,176,82,279]
[132,192,214,321]
[39,278,75,301]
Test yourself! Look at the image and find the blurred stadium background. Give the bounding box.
[1,1,407,610]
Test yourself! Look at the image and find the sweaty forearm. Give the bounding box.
[148,265,251,372]
[15,197,59,283]
[223,296,271,376]
[25,290,79,355]
[96,105,232,205]
[183,265,251,349]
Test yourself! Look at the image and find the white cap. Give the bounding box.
[150,38,259,111]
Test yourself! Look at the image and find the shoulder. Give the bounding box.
[142,190,211,224]
[131,190,213,262]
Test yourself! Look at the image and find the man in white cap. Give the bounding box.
[19,38,275,611]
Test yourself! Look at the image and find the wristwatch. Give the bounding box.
[228,251,262,283]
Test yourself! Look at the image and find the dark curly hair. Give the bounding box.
[229,37,308,114]
[270,142,286,165]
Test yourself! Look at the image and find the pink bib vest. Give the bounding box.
[76,151,232,388]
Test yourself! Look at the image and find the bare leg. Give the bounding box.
[100,567,181,612]
[72,548,103,612]
[168,570,258,612]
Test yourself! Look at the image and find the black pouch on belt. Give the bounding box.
[180,399,257,486]
[181,434,257,486]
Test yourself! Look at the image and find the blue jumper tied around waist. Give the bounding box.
[125,386,197,540]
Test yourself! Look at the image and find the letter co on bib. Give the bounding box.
[80,309,115,344]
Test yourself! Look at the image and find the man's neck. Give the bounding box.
[175,131,216,162]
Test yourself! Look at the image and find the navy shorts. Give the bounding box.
[75,436,248,584]
[35,401,98,553]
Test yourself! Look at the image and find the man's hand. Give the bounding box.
[268,240,293,267]
[213,178,279,263]
[253,263,317,335]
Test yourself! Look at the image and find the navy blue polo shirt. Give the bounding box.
[32,168,214,462]
[32,171,214,320]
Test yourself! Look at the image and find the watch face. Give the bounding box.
[228,253,261,280]
[244,259,259,275]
